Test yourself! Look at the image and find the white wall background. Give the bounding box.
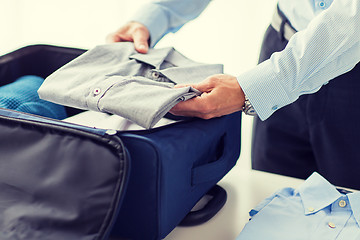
[0,0,277,171]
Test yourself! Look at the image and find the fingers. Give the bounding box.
[170,76,222,118]
[170,74,246,120]
[106,22,150,53]
[171,91,224,120]
[173,75,218,91]
[191,79,214,93]
[133,28,149,53]
[170,95,212,119]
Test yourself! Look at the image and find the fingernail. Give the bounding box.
[139,44,146,50]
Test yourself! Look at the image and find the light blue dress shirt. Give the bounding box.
[237,172,360,240]
[130,0,360,120]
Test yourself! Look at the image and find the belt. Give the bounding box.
[271,6,297,41]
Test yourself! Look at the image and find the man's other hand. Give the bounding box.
[106,21,150,53]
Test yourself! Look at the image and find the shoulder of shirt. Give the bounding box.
[274,187,297,198]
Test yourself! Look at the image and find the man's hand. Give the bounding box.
[170,74,245,119]
[106,22,150,53]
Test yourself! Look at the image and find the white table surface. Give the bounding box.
[165,167,304,240]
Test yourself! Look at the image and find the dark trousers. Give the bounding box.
[252,25,360,190]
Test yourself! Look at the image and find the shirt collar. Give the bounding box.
[129,47,174,69]
[297,172,341,215]
[158,64,224,85]
[297,172,360,228]
[129,46,224,85]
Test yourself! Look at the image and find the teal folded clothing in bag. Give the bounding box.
[0,75,67,119]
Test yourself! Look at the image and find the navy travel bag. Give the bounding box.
[0,45,241,240]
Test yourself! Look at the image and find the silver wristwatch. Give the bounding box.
[242,96,257,116]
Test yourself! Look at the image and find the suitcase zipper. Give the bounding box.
[0,108,122,151]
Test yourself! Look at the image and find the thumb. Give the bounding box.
[191,79,215,93]
[174,79,213,92]
[133,29,149,53]
[174,84,191,89]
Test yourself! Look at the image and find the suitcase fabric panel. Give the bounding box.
[112,112,241,239]
[149,113,241,238]
[0,112,129,240]
[110,135,161,239]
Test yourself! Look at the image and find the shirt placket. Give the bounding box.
[144,68,174,84]
[311,197,352,240]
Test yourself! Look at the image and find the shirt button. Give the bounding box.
[271,105,278,111]
[319,1,326,8]
[308,207,315,212]
[93,88,101,96]
[328,222,336,229]
[339,200,347,208]
[152,71,160,79]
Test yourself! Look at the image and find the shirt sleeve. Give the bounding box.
[237,0,360,120]
[129,0,211,47]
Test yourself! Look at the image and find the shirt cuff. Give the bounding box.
[237,60,292,121]
[130,3,169,47]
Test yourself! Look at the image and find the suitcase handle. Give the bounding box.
[191,134,233,185]
[179,185,227,226]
